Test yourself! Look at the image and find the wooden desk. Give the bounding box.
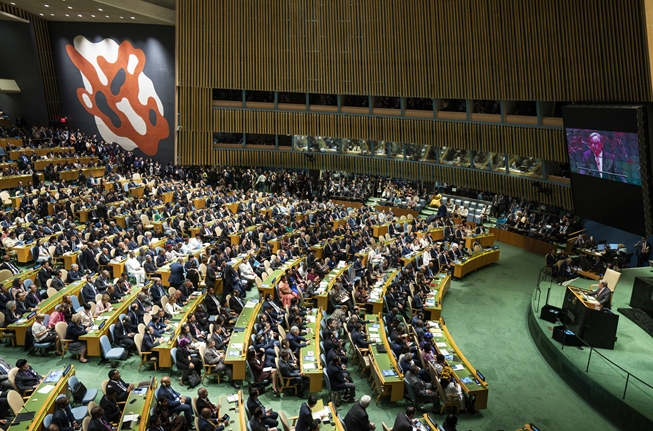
[314,265,349,310]
[489,227,557,256]
[0,138,22,148]
[33,156,97,170]
[368,269,399,315]
[423,272,451,321]
[225,202,239,214]
[131,186,145,197]
[219,392,246,431]
[8,279,85,346]
[161,192,173,203]
[8,147,72,159]
[427,319,489,410]
[464,233,495,249]
[120,378,157,431]
[366,313,404,402]
[80,289,141,356]
[153,292,205,368]
[259,258,302,299]
[58,167,105,181]
[300,308,323,392]
[0,173,44,190]
[452,249,500,278]
[224,300,261,380]
[372,224,390,238]
[62,252,79,270]
[7,366,76,431]
[10,195,21,209]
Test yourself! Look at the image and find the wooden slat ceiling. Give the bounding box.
[7,0,174,24]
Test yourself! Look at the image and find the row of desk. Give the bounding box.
[7,364,156,431]
[425,318,489,410]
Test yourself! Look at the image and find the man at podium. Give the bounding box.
[586,279,612,309]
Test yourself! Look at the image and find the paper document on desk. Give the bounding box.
[312,408,329,419]
[123,414,139,422]
[37,385,55,394]
[303,363,317,371]
[244,301,257,308]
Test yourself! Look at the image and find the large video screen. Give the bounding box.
[567,129,641,185]
[562,105,647,235]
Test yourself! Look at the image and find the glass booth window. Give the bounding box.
[440,148,469,166]
[245,134,275,146]
[509,155,542,177]
[343,139,373,155]
[213,132,242,146]
[388,142,404,159]
[405,143,430,161]
[472,151,491,169]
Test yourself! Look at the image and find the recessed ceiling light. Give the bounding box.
[119,16,123,19]
[65,14,69,17]
[98,8,103,11]
[91,14,95,17]
[44,4,49,7]
[39,13,43,16]
[105,15,109,18]
[78,14,82,17]
[131,17,135,19]
[50,13,54,16]
[10,2,15,5]
[68,6,72,9]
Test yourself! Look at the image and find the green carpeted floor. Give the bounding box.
[2,243,622,430]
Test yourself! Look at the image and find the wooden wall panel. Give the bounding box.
[0,2,61,122]
[178,0,652,101]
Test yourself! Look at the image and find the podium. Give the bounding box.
[560,286,619,349]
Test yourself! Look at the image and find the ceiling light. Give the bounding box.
[98,8,103,11]
[10,2,15,5]
[39,13,43,16]
[44,4,49,7]
[65,14,69,16]
[105,15,109,18]
[68,6,72,9]
[50,13,54,16]
[131,17,135,19]
[91,14,95,17]
[120,16,123,19]
[78,14,82,17]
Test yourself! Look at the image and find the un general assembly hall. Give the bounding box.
[0,1,652,431]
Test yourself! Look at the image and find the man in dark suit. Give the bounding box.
[99,386,122,423]
[114,316,137,352]
[576,132,624,182]
[587,279,612,309]
[87,406,114,431]
[106,369,133,402]
[246,387,278,428]
[81,275,100,304]
[195,387,220,419]
[278,351,309,398]
[158,377,194,429]
[168,257,185,288]
[14,359,42,394]
[52,397,79,431]
[37,262,53,289]
[228,289,245,314]
[295,396,318,431]
[343,396,375,431]
[0,256,20,275]
[392,406,417,431]
[286,326,309,354]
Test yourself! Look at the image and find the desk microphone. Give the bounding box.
[19,401,34,430]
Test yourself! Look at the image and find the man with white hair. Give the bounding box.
[343,395,375,431]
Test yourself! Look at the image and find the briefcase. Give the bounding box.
[552,325,582,347]
[540,304,561,323]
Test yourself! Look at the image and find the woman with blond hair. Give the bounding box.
[94,294,113,317]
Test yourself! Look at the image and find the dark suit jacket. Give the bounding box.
[100,395,122,423]
[169,263,185,285]
[343,402,373,431]
[392,413,413,431]
[578,150,624,182]
[52,406,77,431]
[295,403,313,431]
[588,286,612,308]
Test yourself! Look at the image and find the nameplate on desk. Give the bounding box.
[381,369,397,377]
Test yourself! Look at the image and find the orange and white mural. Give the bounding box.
[65,36,169,156]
